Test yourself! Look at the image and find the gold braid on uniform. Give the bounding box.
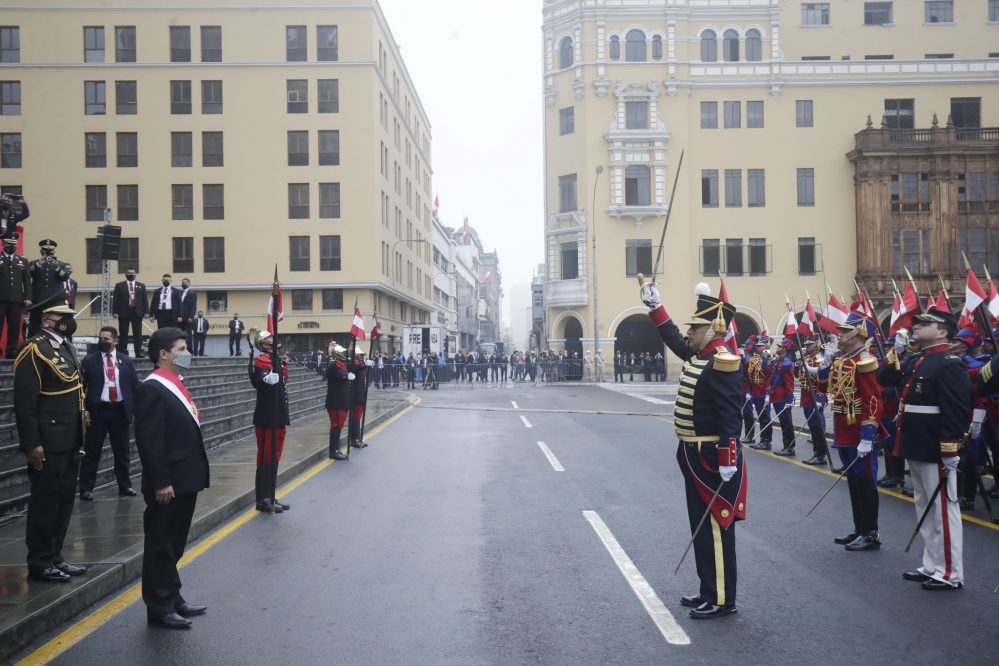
[15,339,84,411]
[828,358,861,425]
[748,355,766,384]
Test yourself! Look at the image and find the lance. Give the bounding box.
[345,297,359,461]
[963,255,999,353]
[269,265,282,506]
[806,456,862,517]
[903,266,923,318]
[791,295,835,472]
[937,274,954,312]
[853,278,887,359]
[674,478,726,575]
[357,312,378,448]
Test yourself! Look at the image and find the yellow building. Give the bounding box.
[0,0,433,353]
[542,0,999,370]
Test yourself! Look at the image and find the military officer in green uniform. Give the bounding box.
[28,239,69,336]
[13,293,87,583]
[0,232,30,358]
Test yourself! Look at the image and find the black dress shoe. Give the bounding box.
[680,594,704,608]
[79,490,94,501]
[147,612,192,629]
[255,500,284,514]
[176,602,207,617]
[845,533,881,551]
[330,450,347,461]
[803,456,828,466]
[958,498,975,512]
[831,466,844,474]
[689,601,737,619]
[902,570,932,582]
[275,499,290,511]
[53,561,87,576]
[921,579,962,591]
[27,566,71,583]
[350,441,363,449]
[833,532,858,545]
[119,487,137,497]
[740,437,755,444]
[750,442,772,451]
[877,477,899,488]
[774,447,796,457]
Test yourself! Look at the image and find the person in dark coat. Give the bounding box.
[147,274,181,329]
[248,329,290,513]
[112,267,147,357]
[28,239,69,336]
[177,278,197,351]
[348,352,375,448]
[192,311,209,356]
[325,342,353,460]
[228,314,245,355]
[134,327,209,629]
[0,232,30,358]
[0,191,28,236]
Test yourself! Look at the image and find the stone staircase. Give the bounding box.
[0,356,327,515]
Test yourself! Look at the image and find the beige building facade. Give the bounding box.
[0,0,433,353]
[542,0,999,370]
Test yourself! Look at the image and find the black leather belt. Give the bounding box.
[99,401,124,408]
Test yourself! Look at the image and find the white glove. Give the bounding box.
[970,408,986,440]
[641,283,661,309]
[857,439,873,458]
[804,363,819,376]
[820,341,837,368]
[745,393,751,400]
[365,359,375,367]
[719,465,737,483]
[893,330,908,356]
[263,372,280,385]
[942,456,959,472]
[347,372,356,381]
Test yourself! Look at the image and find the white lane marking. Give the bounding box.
[536,441,564,472]
[520,415,533,428]
[511,401,519,409]
[624,393,674,405]
[582,511,691,646]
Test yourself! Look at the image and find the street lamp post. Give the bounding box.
[591,165,604,374]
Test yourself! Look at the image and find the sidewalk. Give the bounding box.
[0,393,414,661]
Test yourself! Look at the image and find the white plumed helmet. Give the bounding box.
[694,282,711,296]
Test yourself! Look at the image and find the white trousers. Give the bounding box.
[908,460,963,585]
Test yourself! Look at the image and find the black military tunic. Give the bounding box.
[0,248,30,357]
[978,355,999,396]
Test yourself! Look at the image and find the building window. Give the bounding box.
[322,288,344,310]
[291,290,313,311]
[864,2,893,25]
[924,1,953,23]
[317,25,338,61]
[203,184,224,219]
[652,35,663,60]
[625,165,651,206]
[289,236,310,271]
[991,0,999,21]
[85,185,107,220]
[559,106,574,135]
[745,29,762,61]
[625,239,652,277]
[609,35,620,60]
[890,173,930,212]
[625,29,646,62]
[171,132,192,167]
[115,80,137,115]
[0,133,20,169]
[723,101,740,128]
[84,26,105,62]
[201,80,222,114]
[288,183,310,219]
[700,101,718,129]
[169,26,191,62]
[203,237,225,272]
[287,79,308,113]
[113,26,136,62]
[318,130,340,165]
[116,132,137,167]
[207,290,227,313]
[201,26,222,62]
[701,169,719,207]
[796,100,813,127]
[558,174,577,212]
[202,131,223,167]
[700,30,717,62]
[725,239,744,276]
[747,100,764,128]
[558,37,573,69]
[748,169,765,207]
[170,80,191,114]
[802,3,831,25]
[749,238,767,275]
[702,239,720,276]
[172,184,193,220]
[797,168,815,206]
[318,79,339,113]
[959,228,999,273]
[173,237,194,273]
[286,26,306,61]
[957,172,999,211]
[0,27,19,63]
[85,133,106,168]
[117,238,139,274]
[891,229,930,275]
[724,169,742,207]
[320,235,341,270]
[117,185,138,221]
[798,237,817,275]
[884,98,914,129]
[85,81,106,115]
[319,182,341,218]
[722,29,739,62]
[287,131,309,166]
[625,101,648,129]
[560,242,578,280]
[951,97,981,128]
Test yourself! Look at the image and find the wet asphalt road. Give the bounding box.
[26,382,999,665]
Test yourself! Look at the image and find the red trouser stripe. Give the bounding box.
[327,408,348,429]
[255,426,286,467]
[939,465,952,581]
[352,403,365,420]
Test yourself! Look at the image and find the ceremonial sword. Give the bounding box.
[674,478,726,575]
[637,150,684,292]
[805,455,862,517]
[904,469,950,552]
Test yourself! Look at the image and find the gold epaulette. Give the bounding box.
[12,335,47,369]
[983,361,994,384]
[856,352,879,374]
[713,350,740,373]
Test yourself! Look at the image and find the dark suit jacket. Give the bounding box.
[228,319,244,335]
[82,350,139,420]
[112,280,148,318]
[148,286,181,323]
[13,331,84,453]
[193,316,210,334]
[178,289,197,322]
[134,378,210,495]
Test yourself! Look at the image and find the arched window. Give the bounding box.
[723,29,739,62]
[652,35,663,60]
[609,35,620,61]
[700,30,717,62]
[625,165,651,206]
[558,37,573,69]
[745,29,762,62]
[625,29,647,62]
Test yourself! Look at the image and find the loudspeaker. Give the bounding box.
[99,225,121,260]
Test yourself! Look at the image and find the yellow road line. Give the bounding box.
[17,400,417,666]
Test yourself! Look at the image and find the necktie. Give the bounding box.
[128,282,135,307]
[106,353,118,401]
[161,289,167,308]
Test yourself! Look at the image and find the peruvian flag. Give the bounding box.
[934,290,950,312]
[483,271,492,283]
[718,279,740,355]
[784,303,799,339]
[371,311,380,338]
[350,307,366,340]
[821,292,849,333]
[267,269,284,335]
[894,282,921,331]
[888,293,903,335]
[857,289,877,321]
[987,279,999,324]
[959,268,988,329]
[799,298,818,338]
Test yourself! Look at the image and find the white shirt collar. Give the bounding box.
[44,329,65,345]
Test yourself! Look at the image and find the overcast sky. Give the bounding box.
[379,0,544,331]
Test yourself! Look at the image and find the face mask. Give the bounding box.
[171,350,193,369]
[162,280,171,287]
[98,339,112,353]
[126,275,135,282]
[55,317,77,337]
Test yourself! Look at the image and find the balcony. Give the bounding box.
[545,278,588,308]
[853,126,999,151]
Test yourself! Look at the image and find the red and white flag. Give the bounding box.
[267,274,284,335]
[987,279,999,324]
[350,307,366,340]
[783,303,799,339]
[799,298,818,338]
[901,282,921,320]
[483,271,492,283]
[462,217,469,244]
[934,290,950,312]
[433,195,440,218]
[821,292,849,333]
[959,268,988,329]
[718,280,740,355]
[888,293,903,335]
[371,312,380,339]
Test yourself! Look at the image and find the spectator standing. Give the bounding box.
[228,314,244,355]
[148,274,181,329]
[112,268,147,357]
[178,278,197,351]
[0,232,30,358]
[0,191,29,236]
[192,311,209,356]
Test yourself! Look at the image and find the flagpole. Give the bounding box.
[791,294,835,472]
[346,297,358,461]
[937,274,954,312]
[359,312,377,447]
[962,254,999,353]
[269,265,281,506]
[853,278,887,358]
[805,287,826,344]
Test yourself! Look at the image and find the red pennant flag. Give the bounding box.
[888,293,903,334]
[267,273,284,335]
[959,267,988,328]
[371,312,380,339]
[800,298,819,338]
[718,280,740,355]
[988,279,999,324]
[784,304,799,338]
[350,307,366,340]
[821,292,848,333]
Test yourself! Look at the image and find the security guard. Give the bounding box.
[0,232,30,358]
[28,239,69,336]
[13,292,86,583]
[248,329,290,514]
[642,281,745,619]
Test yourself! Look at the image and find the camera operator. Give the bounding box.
[28,239,69,336]
[0,192,29,237]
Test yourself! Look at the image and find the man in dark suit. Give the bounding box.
[228,313,244,356]
[79,326,140,500]
[0,232,30,358]
[177,278,197,351]
[192,311,209,356]
[62,263,79,310]
[13,293,87,583]
[148,274,181,329]
[112,267,147,357]
[134,327,209,629]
